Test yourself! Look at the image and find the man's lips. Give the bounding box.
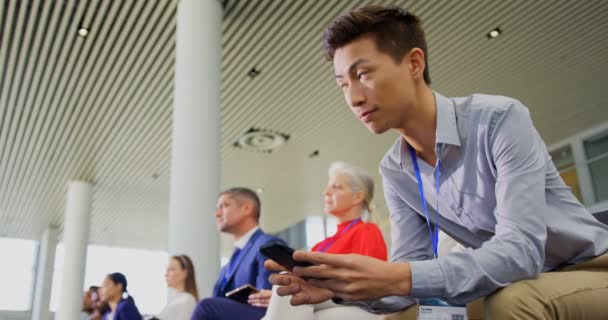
[359,108,378,122]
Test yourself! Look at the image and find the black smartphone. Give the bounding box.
[259,241,313,271]
[225,284,259,303]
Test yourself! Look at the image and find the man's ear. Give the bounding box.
[242,200,255,218]
[407,47,426,82]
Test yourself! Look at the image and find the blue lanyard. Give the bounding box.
[317,218,361,253]
[409,147,440,258]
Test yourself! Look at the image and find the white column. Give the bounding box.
[168,0,222,297]
[32,226,59,320]
[56,181,92,320]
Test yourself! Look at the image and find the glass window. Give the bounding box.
[0,237,37,311]
[584,130,608,204]
[305,216,325,250]
[50,244,168,315]
[324,216,338,237]
[550,145,583,201]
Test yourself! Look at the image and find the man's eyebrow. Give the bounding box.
[335,58,370,78]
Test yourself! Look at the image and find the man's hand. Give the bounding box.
[265,259,335,305]
[264,259,288,272]
[291,251,412,301]
[248,289,272,307]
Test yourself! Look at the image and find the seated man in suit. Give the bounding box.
[191,187,285,320]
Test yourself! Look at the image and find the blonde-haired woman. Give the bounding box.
[255,161,387,320]
[156,255,199,320]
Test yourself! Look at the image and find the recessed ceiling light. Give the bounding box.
[487,27,501,39]
[78,28,89,37]
[248,67,261,79]
[234,128,289,153]
[256,188,264,194]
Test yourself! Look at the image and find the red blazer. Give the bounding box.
[311,219,387,261]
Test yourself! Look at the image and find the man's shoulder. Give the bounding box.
[379,94,526,173]
[247,231,284,266]
[252,230,285,248]
[451,93,525,121]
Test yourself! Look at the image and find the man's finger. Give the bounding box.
[289,288,335,306]
[265,259,288,272]
[307,278,349,293]
[292,264,342,280]
[290,291,314,306]
[269,273,293,286]
[248,292,262,299]
[293,251,353,267]
[276,283,301,297]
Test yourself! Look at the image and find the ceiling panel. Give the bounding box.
[0,0,606,251]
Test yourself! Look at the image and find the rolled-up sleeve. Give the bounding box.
[409,102,548,303]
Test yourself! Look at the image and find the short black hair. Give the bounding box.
[220,187,261,222]
[323,5,431,84]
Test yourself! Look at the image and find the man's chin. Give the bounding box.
[366,124,388,135]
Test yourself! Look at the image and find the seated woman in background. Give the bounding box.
[156,255,199,320]
[82,286,109,320]
[100,272,142,320]
[252,161,387,320]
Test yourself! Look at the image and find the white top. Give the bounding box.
[157,289,197,320]
[234,226,260,249]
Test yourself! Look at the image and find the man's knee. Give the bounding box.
[484,283,549,320]
[192,298,223,320]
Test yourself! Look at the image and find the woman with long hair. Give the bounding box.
[156,255,199,320]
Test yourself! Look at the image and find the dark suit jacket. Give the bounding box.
[102,297,142,320]
[212,228,285,297]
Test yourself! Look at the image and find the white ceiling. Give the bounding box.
[1,0,607,251]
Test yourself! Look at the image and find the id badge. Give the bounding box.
[417,298,467,320]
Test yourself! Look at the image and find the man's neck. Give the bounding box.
[232,222,258,242]
[396,87,437,165]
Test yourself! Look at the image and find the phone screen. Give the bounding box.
[225,284,258,303]
[259,242,313,271]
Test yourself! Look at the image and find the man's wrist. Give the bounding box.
[390,262,412,296]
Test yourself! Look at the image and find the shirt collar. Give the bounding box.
[234,226,260,249]
[399,92,461,168]
[435,92,461,147]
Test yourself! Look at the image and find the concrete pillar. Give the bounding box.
[56,181,92,320]
[168,0,223,297]
[32,226,59,320]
